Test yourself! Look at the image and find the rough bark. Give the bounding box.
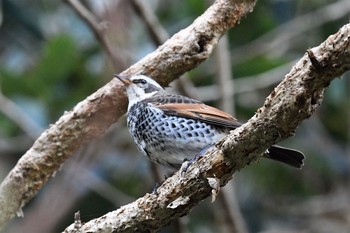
[63,24,350,232]
[0,0,257,230]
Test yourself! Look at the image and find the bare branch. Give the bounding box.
[63,23,350,232]
[215,35,249,233]
[0,0,257,230]
[232,0,350,64]
[0,90,43,139]
[64,0,124,68]
[196,60,298,102]
[216,35,234,114]
[0,136,32,154]
[130,0,168,45]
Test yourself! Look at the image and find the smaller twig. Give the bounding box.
[0,90,42,139]
[130,0,168,45]
[231,0,350,64]
[73,211,82,230]
[64,0,122,69]
[0,136,32,154]
[219,183,249,233]
[307,49,324,72]
[216,35,248,233]
[196,60,297,102]
[216,35,234,114]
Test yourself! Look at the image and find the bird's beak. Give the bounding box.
[114,74,132,86]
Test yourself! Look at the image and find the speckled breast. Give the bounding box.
[127,101,229,168]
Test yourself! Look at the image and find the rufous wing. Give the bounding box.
[156,102,242,129]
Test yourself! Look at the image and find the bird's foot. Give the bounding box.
[180,145,214,173]
[152,182,160,194]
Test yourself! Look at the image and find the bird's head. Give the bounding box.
[114,74,164,109]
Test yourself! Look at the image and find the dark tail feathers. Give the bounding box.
[264,145,305,169]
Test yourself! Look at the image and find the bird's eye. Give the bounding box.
[133,79,147,85]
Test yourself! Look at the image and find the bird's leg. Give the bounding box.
[152,182,160,195]
[180,144,214,173]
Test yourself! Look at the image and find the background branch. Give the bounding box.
[130,0,168,45]
[0,88,42,139]
[196,60,298,102]
[231,0,350,64]
[64,0,124,69]
[215,35,249,233]
[63,23,350,232]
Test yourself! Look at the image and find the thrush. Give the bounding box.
[115,74,305,169]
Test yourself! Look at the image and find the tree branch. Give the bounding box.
[0,89,43,139]
[196,59,298,102]
[231,0,350,64]
[64,0,124,69]
[130,0,168,45]
[63,23,350,232]
[0,0,257,230]
[216,35,249,233]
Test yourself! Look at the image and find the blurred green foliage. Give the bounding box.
[1,34,103,124]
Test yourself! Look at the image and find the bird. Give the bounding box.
[115,74,305,169]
